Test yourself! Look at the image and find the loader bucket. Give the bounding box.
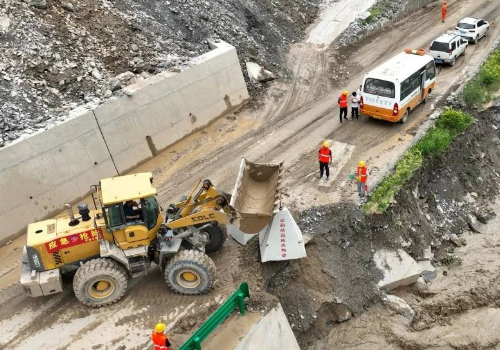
[230,158,283,234]
[228,158,307,262]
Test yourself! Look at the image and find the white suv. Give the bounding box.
[455,17,490,44]
[429,34,468,66]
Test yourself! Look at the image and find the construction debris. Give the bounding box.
[374,249,422,290]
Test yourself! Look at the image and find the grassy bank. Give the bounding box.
[364,109,472,214]
[462,47,500,106]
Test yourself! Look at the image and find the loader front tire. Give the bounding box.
[73,258,128,308]
[202,225,227,254]
[164,250,216,295]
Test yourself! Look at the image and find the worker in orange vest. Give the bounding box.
[318,141,333,180]
[441,1,447,23]
[356,161,368,197]
[338,90,349,123]
[152,323,171,350]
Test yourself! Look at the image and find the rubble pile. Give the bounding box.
[0,0,320,145]
[338,0,420,46]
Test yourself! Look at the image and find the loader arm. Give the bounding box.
[166,210,232,229]
[166,179,238,230]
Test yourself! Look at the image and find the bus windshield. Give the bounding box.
[363,78,395,98]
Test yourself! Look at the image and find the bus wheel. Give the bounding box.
[400,109,409,124]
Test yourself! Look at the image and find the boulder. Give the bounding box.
[0,16,11,33]
[383,294,414,322]
[61,2,75,12]
[30,0,47,9]
[246,62,276,82]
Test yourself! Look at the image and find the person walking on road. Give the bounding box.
[152,323,171,350]
[351,91,360,120]
[318,141,333,180]
[441,1,447,23]
[338,91,349,123]
[356,161,368,197]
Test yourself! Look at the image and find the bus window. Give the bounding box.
[400,71,421,101]
[363,78,395,98]
[426,62,436,80]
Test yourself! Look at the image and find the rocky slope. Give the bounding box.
[0,0,320,146]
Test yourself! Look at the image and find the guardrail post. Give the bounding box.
[237,291,245,315]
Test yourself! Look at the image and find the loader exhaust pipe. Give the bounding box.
[65,204,80,226]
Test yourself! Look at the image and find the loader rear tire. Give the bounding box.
[73,258,128,308]
[164,250,216,295]
[202,225,227,254]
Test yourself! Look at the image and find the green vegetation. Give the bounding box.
[364,109,472,214]
[362,1,389,24]
[462,48,500,106]
[439,254,463,266]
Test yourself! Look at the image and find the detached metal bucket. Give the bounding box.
[228,158,306,262]
[230,158,283,234]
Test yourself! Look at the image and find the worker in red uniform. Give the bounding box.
[441,1,447,23]
[318,141,333,180]
[152,323,171,350]
[338,90,349,123]
[356,161,368,197]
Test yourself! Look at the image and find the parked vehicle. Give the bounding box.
[360,49,436,124]
[455,17,490,44]
[429,33,468,66]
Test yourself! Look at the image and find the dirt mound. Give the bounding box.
[0,0,320,145]
[258,107,500,349]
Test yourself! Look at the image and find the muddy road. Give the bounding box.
[1,0,500,349]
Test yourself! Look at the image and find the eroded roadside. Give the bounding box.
[269,107,500,349]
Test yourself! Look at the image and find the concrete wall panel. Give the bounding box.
[94,41,248,173]
[0,41,249,244]
[0,111,117,242]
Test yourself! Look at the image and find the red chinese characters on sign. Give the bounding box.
[45,227,102,253]
[280,218,287,257]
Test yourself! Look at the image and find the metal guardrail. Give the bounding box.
[178,282,250,350]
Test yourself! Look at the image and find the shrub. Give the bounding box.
[462,47,500,106]
[462,80,486,107]
[415,128,454,155]
[364,149,423,214]
[439,254,463,266]
[435,109,472,134]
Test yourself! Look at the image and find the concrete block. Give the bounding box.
[374,249,422,290]
[232,304,300,350]
[417,259,437,282]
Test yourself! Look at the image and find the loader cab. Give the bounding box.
[96,173,164,250]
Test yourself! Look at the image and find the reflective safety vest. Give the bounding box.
[356,166,368,183]
[152,332,170,350]
[338,95,348,108]
[319,147,331,163]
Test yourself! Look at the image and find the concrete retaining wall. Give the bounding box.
[94,41,249,174]
[0,41,249,244]
[0,109,117,243]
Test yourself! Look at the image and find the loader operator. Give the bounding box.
[124,200,143,222]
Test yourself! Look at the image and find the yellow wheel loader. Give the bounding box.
[20,173,236,307]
